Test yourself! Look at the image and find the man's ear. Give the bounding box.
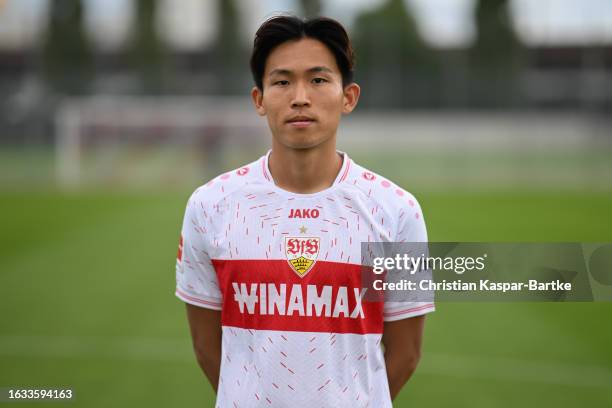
[251,86,266,116]
[342,82,361,114]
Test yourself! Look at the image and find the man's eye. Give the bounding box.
[274,80,289,86]
[312,78,328,84]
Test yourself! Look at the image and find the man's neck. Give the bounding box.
[268,140,343,194]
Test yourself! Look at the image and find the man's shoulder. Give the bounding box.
[187,156,266,208]
[342,158,421,214]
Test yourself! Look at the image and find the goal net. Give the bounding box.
[55,96,268,189]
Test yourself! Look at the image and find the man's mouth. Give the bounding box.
[287,116,315,128]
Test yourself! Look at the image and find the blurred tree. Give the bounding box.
[41,0,93,94]
[352,0,439,108]
[299,0,322,18]
[210,0,248,94]
[469,0,524,107]
[126,0,168,94]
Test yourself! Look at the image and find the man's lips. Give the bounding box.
[286,116,315,127]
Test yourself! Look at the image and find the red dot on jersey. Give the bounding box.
[362,172,375,181]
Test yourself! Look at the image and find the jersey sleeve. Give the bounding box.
[175,192,223,310]
[383,193,435,322]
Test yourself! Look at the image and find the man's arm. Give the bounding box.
[382,315,427,400]
[185,304,222,392]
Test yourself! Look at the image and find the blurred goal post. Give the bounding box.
[55,96,267,189]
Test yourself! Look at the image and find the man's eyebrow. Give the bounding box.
[268,66,334,77]
[307,66,333,74]
[268,68,291,77]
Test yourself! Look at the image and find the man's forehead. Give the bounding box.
[264,38,340,75]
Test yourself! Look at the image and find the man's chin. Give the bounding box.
[278,137,331,150]
[271,125,337,150]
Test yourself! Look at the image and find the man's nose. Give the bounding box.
[291,82,311,108]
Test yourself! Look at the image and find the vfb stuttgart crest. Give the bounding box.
[285,236,320,277]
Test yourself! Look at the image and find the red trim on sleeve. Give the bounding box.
[384,303,435,318]
[176,288,222,309]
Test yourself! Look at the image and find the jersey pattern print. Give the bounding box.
[175,151,434,408]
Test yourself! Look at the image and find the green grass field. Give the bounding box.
[1,187,611,407]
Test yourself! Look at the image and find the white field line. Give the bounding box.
[418,352,612,390]
[0,334,193,363]
[1,335,611,389]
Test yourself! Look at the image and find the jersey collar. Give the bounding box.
[261,149,352,192]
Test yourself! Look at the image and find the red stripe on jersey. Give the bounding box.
[262,157,271,181]
[212,259,384,334]
[339,159,351,182]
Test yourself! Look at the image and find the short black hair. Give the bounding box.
[250,15,355,91]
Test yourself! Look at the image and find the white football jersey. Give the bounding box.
[175,151,434,407]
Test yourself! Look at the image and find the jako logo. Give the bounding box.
[288,208,320,219]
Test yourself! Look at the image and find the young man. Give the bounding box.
[175,15,434,407]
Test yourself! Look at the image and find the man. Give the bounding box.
[175,15,434,407]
